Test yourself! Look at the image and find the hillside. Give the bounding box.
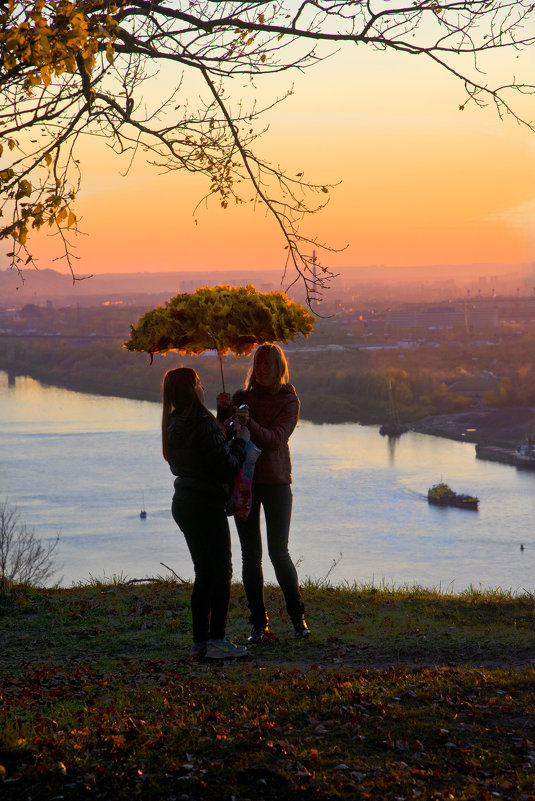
[1,580,534,800]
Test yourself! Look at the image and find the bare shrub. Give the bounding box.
[0,500,60,591]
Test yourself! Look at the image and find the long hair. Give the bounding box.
[245,343,289,391]
[161,367,205,461]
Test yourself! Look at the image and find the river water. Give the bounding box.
[1,371,533,593]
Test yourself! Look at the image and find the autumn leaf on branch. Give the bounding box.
[1,1,534,299]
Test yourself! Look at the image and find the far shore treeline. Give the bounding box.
[3,314,535,424]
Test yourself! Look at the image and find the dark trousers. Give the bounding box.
[172,487,232,643]
[234,483,303,627]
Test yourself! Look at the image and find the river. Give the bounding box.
[1,371,533,593]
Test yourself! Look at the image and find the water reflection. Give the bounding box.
[385,433,402,464]
[1,371,534,592]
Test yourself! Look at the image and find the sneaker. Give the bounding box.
[293,617,311,638]
[189,641,207,659]
[205,638,248,659]
[247,624,269,645]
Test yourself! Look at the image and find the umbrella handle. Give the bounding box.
[218,352,226,394]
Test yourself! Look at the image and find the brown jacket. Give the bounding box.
[221,383,299,485]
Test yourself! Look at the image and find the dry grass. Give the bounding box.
[1,579,534,800]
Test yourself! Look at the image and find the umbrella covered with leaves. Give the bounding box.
[124,285,315,390]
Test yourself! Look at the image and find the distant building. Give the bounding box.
[386,302,499,333]
[446,375,499,398]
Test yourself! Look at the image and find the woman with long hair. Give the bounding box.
[217,344,309,645]
[162,366,249,660]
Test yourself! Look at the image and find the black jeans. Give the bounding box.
[172,487,232,643]
[234,483,304,627]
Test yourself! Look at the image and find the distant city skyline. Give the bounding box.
[2,261,534,308]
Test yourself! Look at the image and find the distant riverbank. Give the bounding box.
[410,406,534,449]
[3,350,533,447]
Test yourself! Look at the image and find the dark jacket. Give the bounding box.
[166,408,246,501]
[220,383,299,485]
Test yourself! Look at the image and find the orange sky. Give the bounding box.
[4,43,535,281]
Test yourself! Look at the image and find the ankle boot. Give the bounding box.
[293,616,310,638]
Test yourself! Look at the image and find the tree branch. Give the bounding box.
[1,0,534,300]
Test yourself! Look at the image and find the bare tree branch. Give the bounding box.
[1,1,534,301]
[0,499,60,590]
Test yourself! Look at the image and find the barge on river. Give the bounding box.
[427,482,479,510]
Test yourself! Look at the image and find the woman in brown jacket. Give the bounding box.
[217,344,310,644]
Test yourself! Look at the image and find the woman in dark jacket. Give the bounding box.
[217,344,309,644]
[163,367,249,660]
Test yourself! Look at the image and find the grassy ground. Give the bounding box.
[1,578,534,800]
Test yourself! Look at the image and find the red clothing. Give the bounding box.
[224,383,299,485]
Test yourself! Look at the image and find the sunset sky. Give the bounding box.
[5,29,535,284]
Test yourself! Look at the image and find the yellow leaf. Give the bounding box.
[67,211,76,228]
[19,179,32,197]
[40,66,51,87]
[321,187,329,193]
[39,33,51,57]
[56,207,67,224]
[4,54,17,71]
[106,42,114,64]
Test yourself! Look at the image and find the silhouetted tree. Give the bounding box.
[0,499,60,590]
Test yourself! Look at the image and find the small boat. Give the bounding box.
[140,493,147,519]
[515,439,535,468]
[380,421,409,437]
[427,482,479,510]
